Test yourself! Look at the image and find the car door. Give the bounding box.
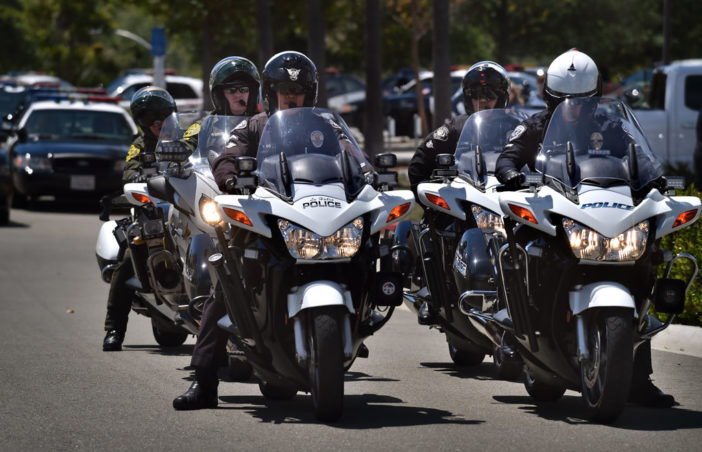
[670,68,702,165]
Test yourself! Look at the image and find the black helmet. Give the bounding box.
[209,56,261,116]
[261,51,318,115]
[462,61,510,114]
[130,86,177,133]
[543,49,601,111]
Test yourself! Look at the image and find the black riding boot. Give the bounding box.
[173,367,219,410]
[628,341,676,408]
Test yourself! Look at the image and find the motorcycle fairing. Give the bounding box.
[216,183,415,238]
[418,177,503,221]
[96,220,120,262]
[499,185,701,239]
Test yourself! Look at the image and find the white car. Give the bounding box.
[106,73,204,112]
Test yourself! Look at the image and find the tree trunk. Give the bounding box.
[307,0,327,107]
[364,0,383,159]
[201,9,216,111]
[256,0,274,69]
[432,0,451,129]
[411,1,428,137]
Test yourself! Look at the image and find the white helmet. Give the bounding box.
[543,48,601,111]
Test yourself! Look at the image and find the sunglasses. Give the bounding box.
[277,82,305,95]
[224,86,250,94]
[465,86,498,100]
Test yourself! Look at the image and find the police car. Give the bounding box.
[106,73,203,112]
[7,95,137,205]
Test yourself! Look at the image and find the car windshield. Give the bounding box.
[23,109,133,143]
[257,107,371,197]
[536,97,663,189]
[454,109,526,185]
[188,114,247,171]
[0,87,26,117]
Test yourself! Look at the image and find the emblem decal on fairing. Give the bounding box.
[310,130,324,148]
[287,68,301,81]
[382,282,396,295]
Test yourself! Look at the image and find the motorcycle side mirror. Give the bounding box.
[233,156,258,191]
[375,153,397,169]
[436,153,455,169]
[146,175,175,205]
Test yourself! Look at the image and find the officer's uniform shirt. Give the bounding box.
[408,114,470,196]
[123,132,158,184]
[495,109,551,181]
[212,112,268,191]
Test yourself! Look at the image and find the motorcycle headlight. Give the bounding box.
[199,197,222,225]
[278,217,364,260]
[471,205,505,237]
[562,218,649,262]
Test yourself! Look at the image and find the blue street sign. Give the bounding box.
[151,27,166,57]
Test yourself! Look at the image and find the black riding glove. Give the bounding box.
[498,169,525,189]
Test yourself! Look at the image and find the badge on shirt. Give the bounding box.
[126,145,140,162]
[184,123,200,138]
[433,126,449,141]
[589,132,603,150]
[426,140,434,149]
[509,125,526,142]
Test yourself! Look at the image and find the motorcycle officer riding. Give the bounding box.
[495,48,676,408]
[102,87,176,351]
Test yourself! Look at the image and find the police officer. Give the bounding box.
[495,48,676,408]
[102,87,177,351]
[181,56,261,154]
[174,51,320,410]
[172,56,261,410]
[408,61,510,324]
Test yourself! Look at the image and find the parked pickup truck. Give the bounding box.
[627,59,702,167]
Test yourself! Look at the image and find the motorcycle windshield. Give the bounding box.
[454,109,526,184]
[257,107,372,196]
[188,115,248,171]
[537,97,663,189]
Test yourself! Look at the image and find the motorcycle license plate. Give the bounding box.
[70,175,95,191]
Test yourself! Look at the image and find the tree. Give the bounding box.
[307,0,327,107]
[432,0,451,129]
[365,0,383,158]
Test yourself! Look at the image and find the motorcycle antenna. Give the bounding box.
[279,152,291,197]
[475,144,484,182]
[627,142,639,182]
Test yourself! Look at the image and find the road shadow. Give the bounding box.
[125,343,195,357]
[218,392,483,428]
[420,360,502,381]
[17,197,103,214]
[0,218,29,228]
[493,394,702,429]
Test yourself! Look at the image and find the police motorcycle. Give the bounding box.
[398,109,526,378]
[202,107,415,421]
[144,113,255,380]
[493,97,699,422]
[95,114,197,347]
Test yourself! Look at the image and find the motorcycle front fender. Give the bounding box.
[287,280,355,318]
[569,282,636,316]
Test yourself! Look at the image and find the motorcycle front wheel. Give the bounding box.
[579,307,633,424]
[308,306,345,422]
[151,318,188,347]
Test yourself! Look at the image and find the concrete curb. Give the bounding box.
[651,324,702,358]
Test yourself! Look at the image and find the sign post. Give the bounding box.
[151,27,166,89]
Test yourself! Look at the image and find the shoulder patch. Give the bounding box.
[126,145,140,162]
[508,125,526,142]
[233,119,247,130]
[426,140,434,149]
[433,126,449,141]
[183,123,200,139]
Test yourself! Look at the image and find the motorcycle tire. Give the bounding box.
[308,306,345,422]
[579,308,633,424]
[226,355,253,382]
[448,341,485,367]
[151,318,188,347]
[258,380,297,400]
[524,370,566,402]
[493,346,523,381]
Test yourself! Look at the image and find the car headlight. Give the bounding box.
[471,205,505,236]
[278,217,363,260]
[562,218,649,262]
[14,153,52,172]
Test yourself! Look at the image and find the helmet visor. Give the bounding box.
[464,85,499,100]
[276,82,305,95]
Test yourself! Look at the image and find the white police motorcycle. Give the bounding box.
[202,107,415,421]
[493,97,699,422]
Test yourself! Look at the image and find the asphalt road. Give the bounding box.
[2,203,702,451]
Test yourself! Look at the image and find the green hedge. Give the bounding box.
[655,184,702,326]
